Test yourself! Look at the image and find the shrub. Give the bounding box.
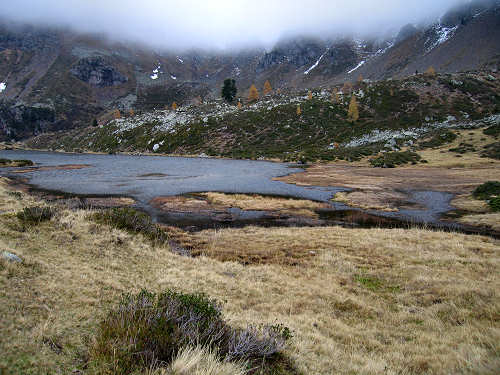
[481,142,500,160]
[473,181,500,200]
[489,197,500,212]
[90,290,291,374]
[369,151,421,168]
[418,130,457,149]
[16,206,55,225]
[483,124,500,137]
[92,207,168,243]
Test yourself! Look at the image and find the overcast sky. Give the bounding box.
[0,0,468,50]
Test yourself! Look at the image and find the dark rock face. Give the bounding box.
[323,42,358,75]
[257,38,325,72]
[70,56,128,87]
[396,24,419,44]
[0,101,56,140]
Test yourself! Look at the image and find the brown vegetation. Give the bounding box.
[1,179,499,374]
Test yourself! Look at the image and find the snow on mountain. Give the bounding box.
[0,82,6,93]
[348,60,365,74]
[304,48,329,75]
[150,64,161,80]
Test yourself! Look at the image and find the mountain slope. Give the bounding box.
[1,0,500,141]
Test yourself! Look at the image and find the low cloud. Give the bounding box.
[0,0,467,50]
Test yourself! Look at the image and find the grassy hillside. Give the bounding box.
[26,71,500,163]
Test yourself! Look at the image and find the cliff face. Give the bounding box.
[0,0,499,141]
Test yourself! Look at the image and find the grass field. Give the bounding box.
[1,178,499,374]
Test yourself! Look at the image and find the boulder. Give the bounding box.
[1,251,22,263]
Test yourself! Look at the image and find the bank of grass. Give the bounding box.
[200,192,328,218]
[1,179,499,374]
[0,158,34,167]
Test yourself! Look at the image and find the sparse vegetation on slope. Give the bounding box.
[26,71,500,163]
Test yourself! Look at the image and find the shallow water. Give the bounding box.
[0,150,455,227]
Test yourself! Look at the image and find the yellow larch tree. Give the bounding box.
[113,109,121,119]
[248,84,259,102]
[172,102,178,110]
[296,104,302,116]
[425,66,436,77]
[263,80,272,95]
[308,90,313,100]
[331,88,339,104]
[342,82,352,94]
[237,101,242,109]
[348,95,359,123]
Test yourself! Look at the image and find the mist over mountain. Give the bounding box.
[1,0,468,50]
[0,0,499,141]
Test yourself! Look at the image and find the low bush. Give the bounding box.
[481,142,500,160]
[483,124,500,137]
[90,289,291,375]
[418,130,457,149]
[16,206,55,224]
[449,142,476,154]
[92,207,168,243]
[489,197,500,212]
[369,151,422,168]
[473,181,500,200]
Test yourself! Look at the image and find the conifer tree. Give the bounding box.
[308,90,313,100]
[263,80,272,95]
[114,109,121,119]
[297,104,302,116]
[172,102,178,110]
[221,78,237,103]
[129,109,134,116]
[248,84,259,102]
[348,95,359,123]
[237,101,242,109]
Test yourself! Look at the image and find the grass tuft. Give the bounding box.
[92,207,168,243]
[16,206,55,225]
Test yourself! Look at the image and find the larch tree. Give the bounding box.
[296,104,302,116]
[331,88,339,104]
[342,82,352,94]
[308,90,313,100]
[172,102,178,110]
[425,66,436,77]
[248,84,259,102]
[113,109,121,119]
[263,80,272,95]
[347,95,359,123]
[237,101,242,109]
[357,74,363,84]
[129,109,135,116]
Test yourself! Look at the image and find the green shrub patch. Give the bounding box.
[89,289,291,374]
[369,151,422,168]
[16,206,55,225]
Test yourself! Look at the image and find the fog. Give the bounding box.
[0,0,468,50]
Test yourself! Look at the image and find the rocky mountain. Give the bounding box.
[0,0,499,141]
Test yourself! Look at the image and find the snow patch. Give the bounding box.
[427,25,458,52]
[348,60,365,74]
[150,63,162,80]
[0,82,6,93]
[171,75,177,80]
[304,49,329,75]
[177,56,184,64]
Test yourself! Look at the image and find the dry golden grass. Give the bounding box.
[451,194,490,213]
[1,181,499,374]
[201,192,328,217]
[333,191,399,212]
[417,128,499,168]
[459,213,500,231]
